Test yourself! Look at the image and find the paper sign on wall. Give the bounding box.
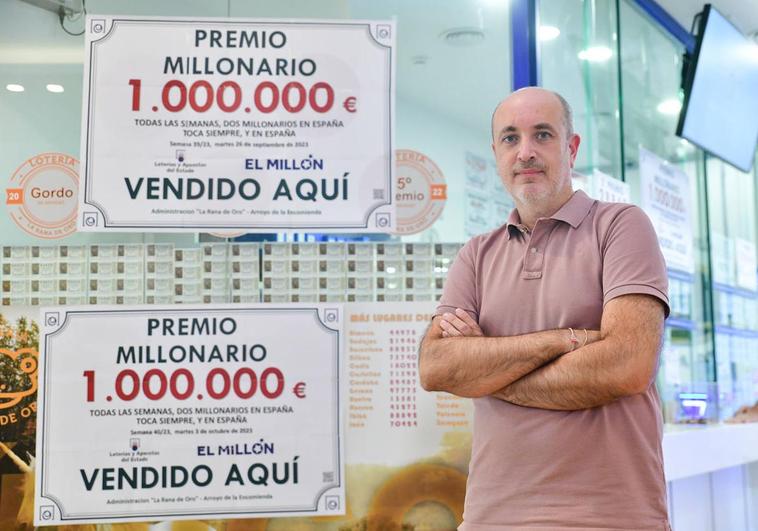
[345,302,473,465]
[593,169,630,204]
[639,147,695,274]
[464,152,514,238]
[78,16,395,232]
[34,305,343,524]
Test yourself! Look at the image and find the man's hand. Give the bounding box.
[493,294,665,410]
[439,308,484,337]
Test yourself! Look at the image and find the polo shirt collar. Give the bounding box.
[505,190,595,239]
[551,190,595,228]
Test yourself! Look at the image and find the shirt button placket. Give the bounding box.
[523,233,544,279]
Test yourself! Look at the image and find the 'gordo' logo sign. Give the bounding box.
[6,153,79,239]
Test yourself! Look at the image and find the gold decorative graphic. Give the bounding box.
[367,463,466,526]
[225,518,270,530]
[0,348,38,410]
[0,441,34,529]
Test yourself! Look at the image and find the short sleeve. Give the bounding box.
[602,205,670,317]
[435,239,480,320]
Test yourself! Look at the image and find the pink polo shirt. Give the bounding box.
[437,190,671,530]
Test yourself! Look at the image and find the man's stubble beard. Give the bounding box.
[515,187,553,206]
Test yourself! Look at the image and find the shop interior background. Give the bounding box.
[1,0,758,530]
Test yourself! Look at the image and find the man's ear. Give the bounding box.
[568,133,581,168]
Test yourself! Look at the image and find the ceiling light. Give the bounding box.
[539,26,560,41]
[6,84,24,92]
[578,46,612,62]
[1,47,84,64]
[46,84,64,93]
[657,98,682,115]
[440,27,485,47]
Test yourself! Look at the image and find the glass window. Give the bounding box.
[539,0,623,179]
[539,0,718,423]
[618,0,714,423]
[1,0,511,247]
[706,156,758,421]
[1,0,512,308]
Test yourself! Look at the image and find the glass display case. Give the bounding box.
[706,157,758,421]
[616,1,718,424]
[540,0,758,426]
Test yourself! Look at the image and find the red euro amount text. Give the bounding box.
[128,79,335,114]
[82,367,286,402]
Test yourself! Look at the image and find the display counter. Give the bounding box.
[663,422,758,481]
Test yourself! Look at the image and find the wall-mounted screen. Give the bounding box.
[677,4,758,173]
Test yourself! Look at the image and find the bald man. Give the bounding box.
[420,88,671,530]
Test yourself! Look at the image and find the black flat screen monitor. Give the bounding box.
[676,4,758,173]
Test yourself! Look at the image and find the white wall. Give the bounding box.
[396,95,498,243]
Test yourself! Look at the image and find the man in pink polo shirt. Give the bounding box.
[419,87,671,530]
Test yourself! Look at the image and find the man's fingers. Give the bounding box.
[454,308,476,325]
[439,317,462,336]
[440,311,483,338]
[446,314,472,334]
[454,308,483,336]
